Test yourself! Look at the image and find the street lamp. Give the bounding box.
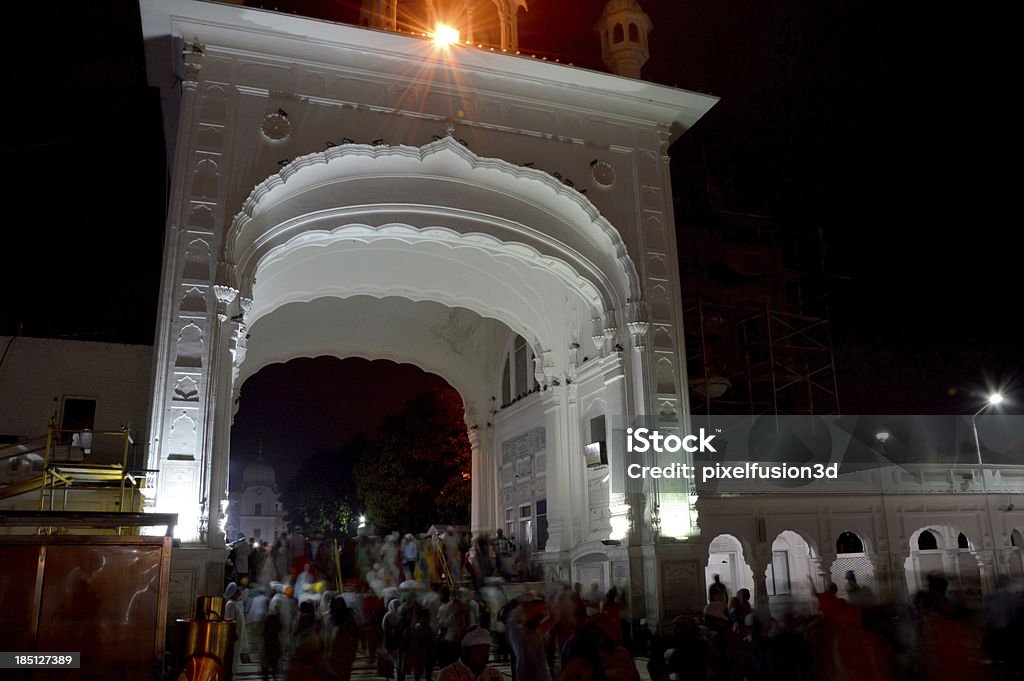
[972,393,1004,465]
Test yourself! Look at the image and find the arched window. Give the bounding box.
[502,360,511,405]
[628,23,639,41]
[918,530,938,551]
[836,531,864,554]
[957,532,970,549]
[613,24,624,43]
[1012,529,1023,548]
[501,334,535,406]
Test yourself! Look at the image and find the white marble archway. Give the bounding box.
[179,140,650,551]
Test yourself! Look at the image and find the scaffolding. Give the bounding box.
[39,423,155,518]
[0,423,157,533]
[684,298,840,416]
[676,154,841,417]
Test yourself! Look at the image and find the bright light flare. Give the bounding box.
[988,392,1005,405]
[433,23,460,45]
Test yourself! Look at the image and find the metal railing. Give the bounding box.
[31,423,158,533]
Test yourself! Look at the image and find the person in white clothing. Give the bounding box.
[402,533,419,580]
[437,627,503,681]
[223,582,249,675]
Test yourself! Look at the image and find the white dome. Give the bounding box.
[243,453,275,486]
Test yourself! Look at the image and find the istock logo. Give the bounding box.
[626,427,717,454]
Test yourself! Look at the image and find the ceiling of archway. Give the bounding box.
[240,295,514,418]
[226,137,641,316]
[246,225,603,368]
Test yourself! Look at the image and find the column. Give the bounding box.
[815,553,835,594]
[975,549,996,598]
[541,386,581,553]
[751,554,771,619]
[205,286,242,549]
[469,426,497,534]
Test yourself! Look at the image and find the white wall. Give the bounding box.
[0,336,152,441]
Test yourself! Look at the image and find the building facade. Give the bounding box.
[0,336,153,517]
[696,461,1024,619]
[139,0,717,626]
[225,452,286,543]
[135,0,1024,628]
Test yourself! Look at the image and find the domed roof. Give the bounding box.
[601,0,648,16]
[243,453,275,486]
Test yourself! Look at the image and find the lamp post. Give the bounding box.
[874,430,890,486]
[971,393,1004,465]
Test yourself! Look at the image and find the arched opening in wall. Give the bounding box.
[836,531,864,554]
[1010,529,1024,580]
[200,137,647,564]
[500,334,539,407]
[613,23,624,43]
[906,526,982,597]
[907,527,943,597]
[831,530,876,601]
[766,530,818,616]
[229,357,471,551]
[956,532,981,592]
[628,22,638,41]
[574,552,611,608]
[705,533,754,605]
[470,0,502,48]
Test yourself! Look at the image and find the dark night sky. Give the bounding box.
[3,1,1018,484]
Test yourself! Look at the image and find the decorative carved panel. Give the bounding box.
[188,204,215,230]
[174,376,199,402]
[180,287,207,314]
[183,239,212,281]
[656,358,677,395]
[199,86,227,121]
[197,125,223,151]
[175,323,204,368]
[191,159,219,199]
[661,561,699,617]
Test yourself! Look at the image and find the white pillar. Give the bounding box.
[469,427,497,533]
[542,385,581,553]
[205,286,244,549]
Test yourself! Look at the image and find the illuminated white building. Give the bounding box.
[225,451,286,543]
[139,0,717,626]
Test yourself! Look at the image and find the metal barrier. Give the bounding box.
[0,512,177,680]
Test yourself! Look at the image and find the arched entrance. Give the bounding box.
[146,139,670,589]
[1010,529,1024,580]
[830,530,876,599]
[765,530,819,616]
[227,355,464,540]
[139,0,716,625]
[906,525,983,598]
[704,533,754,603]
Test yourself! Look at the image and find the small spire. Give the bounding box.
[595,0,652,80]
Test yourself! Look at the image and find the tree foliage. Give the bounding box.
[280,389,471,535]
[279,441,362,534]
[354,389,471,532]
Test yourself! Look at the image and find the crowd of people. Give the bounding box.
[642,570,1024,681]
[219,527,1024,681]
[219,525,624,681]
[334,526,535,588]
